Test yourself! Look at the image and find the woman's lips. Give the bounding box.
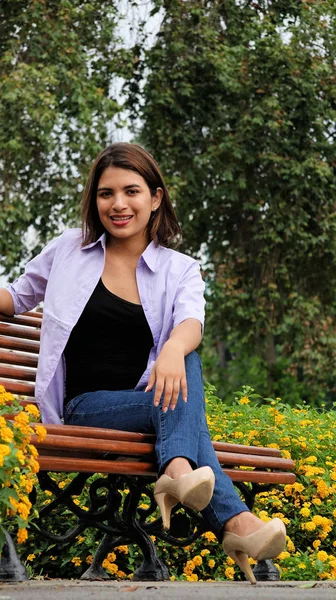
[109,215,133,227]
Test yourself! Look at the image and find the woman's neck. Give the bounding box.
[105,234,149,260]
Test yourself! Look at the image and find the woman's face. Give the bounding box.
[96,166,162,246]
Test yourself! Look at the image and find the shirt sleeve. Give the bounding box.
[172,260,206,331]
[6,236,61,314]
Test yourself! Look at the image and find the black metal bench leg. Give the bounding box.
[80,533,114,580]
[0,530,28,581]
[132,525,170,581]
[253,559,280,581]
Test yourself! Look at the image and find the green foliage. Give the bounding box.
[17,384,336,581]
[127,0,336,405]
[0,0,129,274]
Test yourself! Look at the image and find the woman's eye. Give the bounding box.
[127,189,137,195]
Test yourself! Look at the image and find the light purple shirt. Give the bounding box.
[7,229,205,424]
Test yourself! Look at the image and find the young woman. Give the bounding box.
[0,143,286,584]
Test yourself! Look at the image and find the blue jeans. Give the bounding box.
[63,351,248,536]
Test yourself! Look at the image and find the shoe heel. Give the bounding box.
[230,550,256,585]
[154,492,177,531]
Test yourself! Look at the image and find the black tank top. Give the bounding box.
[63,279,154,404]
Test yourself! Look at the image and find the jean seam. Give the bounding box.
[158,405,167,472]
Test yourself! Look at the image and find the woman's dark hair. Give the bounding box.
[81,142,182,247]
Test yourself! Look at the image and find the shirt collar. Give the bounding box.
[81,233,160,272]
[81,232,106,251]
[141,239,161,273]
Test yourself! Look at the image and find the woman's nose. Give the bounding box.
[112,194,127,209]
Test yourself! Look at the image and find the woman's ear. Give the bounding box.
[152,187,163,211]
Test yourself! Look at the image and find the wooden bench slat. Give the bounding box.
[37,455,296,484]
[33,436,294,471]
[32,434,155,456]
[0,334,40,354]
[38,424,156,443]
[0,349,38,368]
[0,364,37,382]
[226,470,296,484]
[212,442,281,458]
[38,456,157,475]
[215,451,294,470]
[0,322,41,341]
[0,378,35,396]
[24,310,43,319]
[0,315,42,328]
[35,424,282,457]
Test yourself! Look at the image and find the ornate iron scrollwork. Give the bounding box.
[35,470,279,581]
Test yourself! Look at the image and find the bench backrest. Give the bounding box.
[0,311,42,397]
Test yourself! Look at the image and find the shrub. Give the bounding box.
[0,386,46,550]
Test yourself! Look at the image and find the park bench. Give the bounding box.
[0,311,296,582]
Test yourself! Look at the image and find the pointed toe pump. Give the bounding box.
[223,518,286,585]
[154,466,215,531]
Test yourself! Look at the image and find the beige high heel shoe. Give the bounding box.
[154,466,215,531]
[222,518,286,585]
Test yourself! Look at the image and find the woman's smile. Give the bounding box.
[109,215,134,226]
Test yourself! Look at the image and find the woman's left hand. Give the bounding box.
[145,340,187,411]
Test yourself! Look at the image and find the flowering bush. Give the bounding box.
[16,384,336,581]
[0,386,46,550]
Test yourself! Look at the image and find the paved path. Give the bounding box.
[1,580,336,600]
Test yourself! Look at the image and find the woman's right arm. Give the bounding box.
[0,289,15,316]
[2,235,61,316]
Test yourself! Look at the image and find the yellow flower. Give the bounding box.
[27,554,35,561]
[103,561,118,574]
[117,570,126,579]
[186,574,198,581]
[201,549,210,556]
[316,551,328,563]
[76,536,85,544]
[0,426,14,443]
[277,551,290,561]
[86,555,93,564]
[25,404,40,419]
[193,555,202,566]
[239,396,250,405]
[225,566,235,580]
[298,563,306,569]
[17,501,31,521]
[287,539,295,553]
[115,545,129,554]
[226,556,235,566]
[184,560,195,573]
[107,552,116,562]
[300,507,310,518]
[208,559,215,569]
[34,425,47,442]
[203,531,216,542]
[317,480,329,499]
[313,540,321,549]
[16,449,25,465]
[17,528,28,544]
[312,515,324,526]
[305,456,317,463]
[304,521,316,531]
[71,556,82,567]
[14,412,30,426]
